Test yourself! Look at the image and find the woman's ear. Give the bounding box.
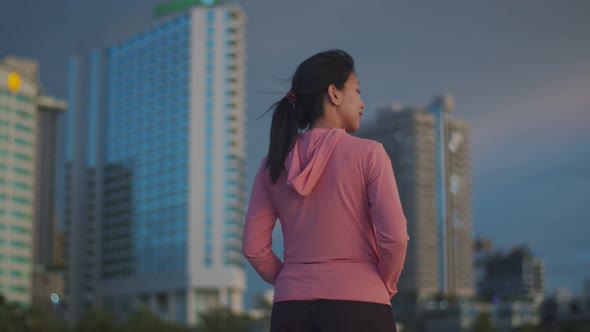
[327,84,340,106]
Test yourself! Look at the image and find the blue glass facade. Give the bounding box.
[66,58,77,162]
[88,51,100,167]
[103,14,191,277]
[63,7,248,324]
[430,104,448,292]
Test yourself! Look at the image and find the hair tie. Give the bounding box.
[286,91,298,104]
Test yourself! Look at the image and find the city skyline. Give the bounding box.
[1,0,589,307]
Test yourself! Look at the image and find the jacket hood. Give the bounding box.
[285,128,345,196]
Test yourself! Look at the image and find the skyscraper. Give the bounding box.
[63,3,246,325]
[32,95,67,312]
[1,56,66,306]
[356,95,474,302]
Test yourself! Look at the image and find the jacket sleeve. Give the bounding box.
[242,160,283,285]
[366,143,409,298]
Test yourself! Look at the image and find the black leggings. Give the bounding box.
[270,300,397,332]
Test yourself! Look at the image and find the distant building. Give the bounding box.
[540,288,590,330]
[62,2,247,325]
[474,235,493,296]
[421,301,491,332]
[0,56,66,306]
[493,300,539,330]
[477,245,544,303]
[584,279,590,309]
[357,95,474,301]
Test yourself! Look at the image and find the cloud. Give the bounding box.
[471,64,590,176]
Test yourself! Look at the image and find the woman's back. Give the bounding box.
[244,127,408,304]
[272,128,379,264]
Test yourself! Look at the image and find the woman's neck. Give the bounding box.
[310,111,342,130]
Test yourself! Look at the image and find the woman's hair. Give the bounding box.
[265,49,355,183]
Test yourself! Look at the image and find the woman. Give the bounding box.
[242,49,409,332]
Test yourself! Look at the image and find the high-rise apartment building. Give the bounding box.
[63,3,247,325]
[357,96,474,302]
[1,56,66,306]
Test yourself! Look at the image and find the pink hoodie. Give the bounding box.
[242,128,409,305]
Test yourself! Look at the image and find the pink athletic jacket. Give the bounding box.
[242,127,409,305]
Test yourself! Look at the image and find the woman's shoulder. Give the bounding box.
[340,133,383,154]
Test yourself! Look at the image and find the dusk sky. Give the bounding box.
[2,0,589,306]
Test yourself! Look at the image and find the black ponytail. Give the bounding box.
[266,96,299,183]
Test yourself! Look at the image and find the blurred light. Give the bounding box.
[448,132,463,152]
[7,72,21,93]
[450,174,460,194]
[50,293,60,304]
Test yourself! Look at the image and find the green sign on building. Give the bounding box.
[154,0,219,17]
